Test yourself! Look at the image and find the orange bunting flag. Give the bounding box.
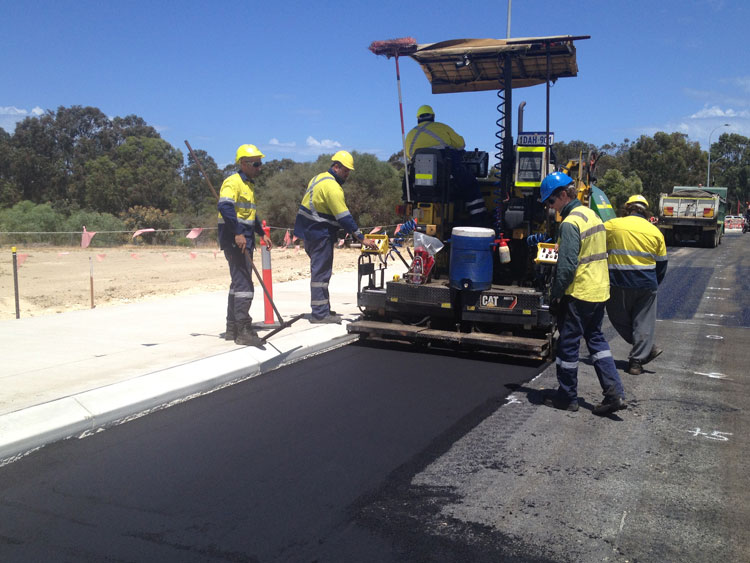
[213,250,219,259]
[96,254,107,262]
[17,253,29,266]
[162,253,169,260]
[132,228,155,238]
[189,252,197,259]
[81,226,97,249]
[283,229,291,247]
[131,253,139,259]
[369,226,382,234]
[186,227,203,239]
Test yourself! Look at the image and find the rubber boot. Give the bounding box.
[235,323,262,347]
[224,321,237,341]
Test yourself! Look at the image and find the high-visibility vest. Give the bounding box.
[605,214,667,289]
[405,121,465,161]
[294,172,361,242]
[217,172,258,236]
[563,205,610,302]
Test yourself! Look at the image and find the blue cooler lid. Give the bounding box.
[451,227,495,238]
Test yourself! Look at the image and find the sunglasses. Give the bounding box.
[242,160,263,168]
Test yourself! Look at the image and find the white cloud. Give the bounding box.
[268,138,296,147]
[0,105,44,133]
[689,105,750,119]
[305,136,341,149]
[261,136,346,159]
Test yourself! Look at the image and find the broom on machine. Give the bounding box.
[368,37,418,202]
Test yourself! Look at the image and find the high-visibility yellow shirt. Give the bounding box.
[605,214,668,289]
[217,172,263,249]
[561,204,610,302]
[293,171,362,242]
[405,121,465,161]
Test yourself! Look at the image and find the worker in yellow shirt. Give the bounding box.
[405,105,466,161]
[605,195,668,375]
[541,172,627,416]
[294,151,377,323]
[217,144,272,347]
[405,105,487,223]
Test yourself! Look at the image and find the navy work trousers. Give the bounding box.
[224,246,254,327]
[305,235,335,319]
[555,296,625,404]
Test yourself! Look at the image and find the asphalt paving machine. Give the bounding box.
[348,35,611,360]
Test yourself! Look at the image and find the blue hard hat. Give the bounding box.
[540,172,574,203]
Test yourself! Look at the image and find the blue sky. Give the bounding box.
[1,0,748,167]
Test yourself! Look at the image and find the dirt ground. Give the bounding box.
[0,245,363,320]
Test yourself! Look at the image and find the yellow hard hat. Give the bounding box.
[235,144,265,163]
[332,150,354,170]
[625,194,649,208]
[416,105,435,119]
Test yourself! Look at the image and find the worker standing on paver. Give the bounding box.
[405,105,487,223]
[540,172,627,416]
[218,144,272,346]
[294,151,376,324]
[605,195,668,375]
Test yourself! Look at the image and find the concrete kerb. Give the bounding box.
[0,322,358,465]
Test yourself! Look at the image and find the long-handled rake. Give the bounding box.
[368,37,418,202]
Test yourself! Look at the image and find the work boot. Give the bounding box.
[592,396,628,416]
[224,321,237,341]
[543,395,579,412]
[310,313,342,324]
[235,324,262,347]
[627,358,643,375]
[642,346,663,365]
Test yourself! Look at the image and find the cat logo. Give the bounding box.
[481,294,499,308]
[478,293,518,310]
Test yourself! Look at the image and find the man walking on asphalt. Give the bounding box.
[540,172,627,416]
[605,194,668,375]
[218,144,272,347]
[294,151,376,324]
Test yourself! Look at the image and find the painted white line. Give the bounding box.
[695,371,731,380]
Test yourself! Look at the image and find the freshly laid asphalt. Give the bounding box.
[1,235,749,561]
[0,269,368,463]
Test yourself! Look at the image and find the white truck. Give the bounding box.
[658,186,727,247]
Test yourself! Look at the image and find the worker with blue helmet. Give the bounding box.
[540,171,574,203]
[540,172,627,416]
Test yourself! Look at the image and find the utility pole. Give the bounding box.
[506,0,512,38]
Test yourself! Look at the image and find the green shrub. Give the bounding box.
[65,210,128,247]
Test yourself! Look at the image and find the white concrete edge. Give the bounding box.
[0,327,359,465]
